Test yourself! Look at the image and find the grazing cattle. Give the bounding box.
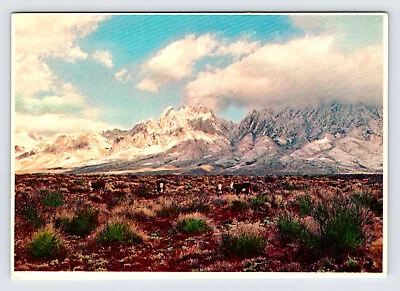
[230,182,252,194]
[156,181,166,194]
[90,180,106,192]
[216,183,223,195]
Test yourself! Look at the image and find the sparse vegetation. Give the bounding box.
[42,191,63,207]
[155,197,181,217]
[23,204,44,228]
[228,199,248,211]
[14,174,383,272]
[134,185,152,198]
[182,195,209,213]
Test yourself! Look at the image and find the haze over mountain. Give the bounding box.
[14,102,383,175]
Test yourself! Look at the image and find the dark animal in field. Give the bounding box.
[156,181,166,194]
[90,180,106,192]
[230,182,252,194]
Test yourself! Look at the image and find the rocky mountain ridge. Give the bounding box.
[14,103,383,175]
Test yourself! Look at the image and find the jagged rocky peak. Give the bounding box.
[231,102,383,149]
[161,104,215,119]
[135,104,234,138]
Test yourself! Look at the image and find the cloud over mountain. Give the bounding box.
[184,35,383,111]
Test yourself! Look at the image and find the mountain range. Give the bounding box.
[14,103,384,175]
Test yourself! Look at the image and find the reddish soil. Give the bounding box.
[13,174,383,272]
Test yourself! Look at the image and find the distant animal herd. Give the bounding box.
[89,179,253,196]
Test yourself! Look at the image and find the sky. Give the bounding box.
[13,13,385,137]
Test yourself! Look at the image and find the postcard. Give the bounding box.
[11,12,387,279]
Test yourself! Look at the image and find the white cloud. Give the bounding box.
[14,14,108,97]
[16,83,90,117]
[290,15,384,52]
[137,34,219,92]
[92,50,113,68]
[15,53,56,97]
[185,35,383,111]
[215,39,260,58]
[14,14,107,61]
[136,78,159,93]
[115,68,132,83]
[13,14,110,136]
[15,113,116,137]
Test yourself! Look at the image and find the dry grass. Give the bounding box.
[221,223,267,257]
[94,217,147,245]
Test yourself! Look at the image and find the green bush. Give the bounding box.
[249,195,267,211]
[315,205,366,251]
[42,192,63,207]
[29,228,66,259]
[221,224,266,257]
[176,215,210,234]
[278,197,367,252]
[98,221,143,245]
[57,207,98,237]
[277,215,315,245]
[298,194,312,216]
[23,205,44,228]
[352,191,383,216]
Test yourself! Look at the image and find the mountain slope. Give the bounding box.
[14,103,384,174]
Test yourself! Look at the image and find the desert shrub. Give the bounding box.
[97,220,144,245]
[221,224,266,257]
[112,200,155,221]
[74,179,85,186]
[131,207,156,221]
[155,197,181,217]
[29,227,66,259]
[249,194,267,211]
[282,181,298,191]
[277,215,315,245]
[107,190,127,208]
[182,195,209,213]
[298,194,313,216]
[228,199,248,211]
[278,196,368,252]
[314,203,366,251]
[57,207,98,237]
[352,191,383,216]
[42,191,63,207]
[176,213,211,234]
[134,185,152,198]
[23,205,44,228]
